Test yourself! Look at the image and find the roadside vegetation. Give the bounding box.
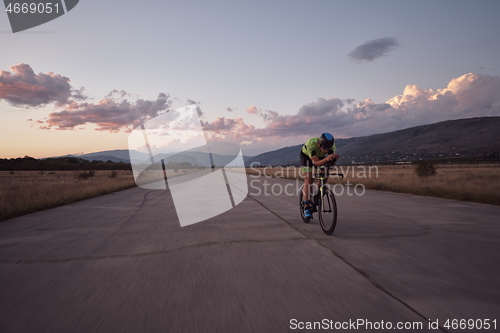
[0,156,131,171]
[0,170,137,222]
[2,157,498,222]
[0,167,210,222]
[347,164,500,205]
[246,163,500,205]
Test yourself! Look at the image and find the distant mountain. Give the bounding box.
[246,117,500,166]
[80,149,147,162]
[76,155,130,163]
[45,150,149,164]
[78,149,149,163]
[153,151,247,167]
[46,148,251,167]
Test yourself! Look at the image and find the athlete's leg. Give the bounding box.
[301,171,313,205]
[299,150,314,208]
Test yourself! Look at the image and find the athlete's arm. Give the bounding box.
[310,155,333,166]
[311,153,339,166]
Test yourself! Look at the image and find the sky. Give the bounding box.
[1,0,499,158]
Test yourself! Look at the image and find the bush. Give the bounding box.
[76,170,95,180]
[109,170,118,178]
[415,160,437,177]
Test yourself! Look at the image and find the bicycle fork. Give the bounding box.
[310,186,323,213]
[317,186,324,212]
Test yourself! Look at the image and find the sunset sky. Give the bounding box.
[1,0,499,158]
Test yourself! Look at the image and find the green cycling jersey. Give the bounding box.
[301,137,336,158]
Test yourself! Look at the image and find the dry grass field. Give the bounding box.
[0,170,137,222]
[246,164,500,205]
[0,168,213,222]
[2,164,498,222]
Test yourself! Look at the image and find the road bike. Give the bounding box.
[299,164,344,235]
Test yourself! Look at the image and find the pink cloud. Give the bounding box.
[22,70,499,154]
[246,105,259,114]
[0,63,84,107]
[42,93,171,132]
[202,73,500,146]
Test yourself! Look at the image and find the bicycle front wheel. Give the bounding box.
[318,187,337,235]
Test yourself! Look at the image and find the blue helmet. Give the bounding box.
[319,133,334,149]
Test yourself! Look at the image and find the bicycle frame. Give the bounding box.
[311,171,327,210]
[309,165,343,210]
[299,162,344,234]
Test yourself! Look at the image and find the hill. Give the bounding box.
[43,150,149,164]
[245,117,500,166]
[46,149,252,166]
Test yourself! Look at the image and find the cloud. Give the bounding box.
[105,90,131,99]
[22,68,499,155]
[246,105,259,114]
[41,92,172,132]
[201,73,500,149]
[244,105,279,122]
[0,63,85,107]
[202,117,258,137]
[202,117,239,132]
[378,73,500,130]
[185,99,204,117]
[348,37,400,63]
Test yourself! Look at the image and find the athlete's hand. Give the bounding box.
[328,154,339,161]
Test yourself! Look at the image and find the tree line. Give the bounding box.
[0,156,132,171]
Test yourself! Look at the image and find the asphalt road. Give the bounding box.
[1,175,499,332]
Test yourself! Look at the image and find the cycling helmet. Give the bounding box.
[319,132,334,149]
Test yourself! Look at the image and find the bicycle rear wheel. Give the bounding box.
[318,187,337,235]
[299,186,311,223]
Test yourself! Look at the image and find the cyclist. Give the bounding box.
[300,133,339,218]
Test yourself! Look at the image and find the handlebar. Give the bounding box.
[325,158,339,168]
[312,158,340,178]
[312,163,344,180]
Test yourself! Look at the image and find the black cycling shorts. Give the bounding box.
[300,151,312,167]
[300,151,323,173]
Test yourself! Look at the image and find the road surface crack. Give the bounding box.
[247,194,449,332]
[0,237,306,264]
